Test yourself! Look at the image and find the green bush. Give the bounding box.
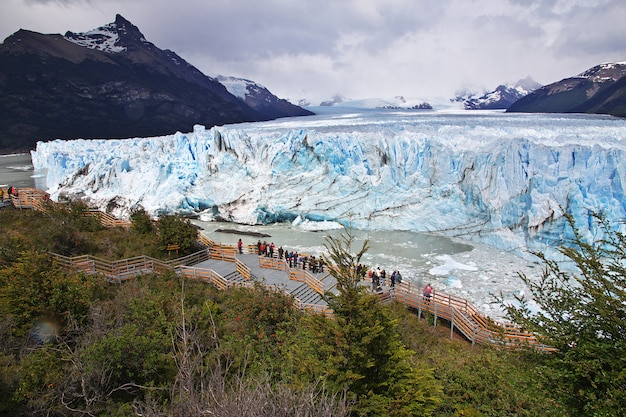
[156,215,198,255]
[0,251,107,338]
[130,207,154,234]
[500,213,626,415]
[0,210,580,415]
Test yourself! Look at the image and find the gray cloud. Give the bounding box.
[2,0,625,103]
[552,1,626,58]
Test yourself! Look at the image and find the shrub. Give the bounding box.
[499,213,626,415]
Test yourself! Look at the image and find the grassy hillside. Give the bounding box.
[0,206,571,416]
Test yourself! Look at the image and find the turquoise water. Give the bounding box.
[192,219,474,272]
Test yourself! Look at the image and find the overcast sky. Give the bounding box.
[2,0,625,104]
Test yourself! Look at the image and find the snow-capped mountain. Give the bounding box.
[507,62,626,117]
[453,76,542,110]
[64,21,129,53]
[216,75,312,119]
[31,110,626,260]
[0,15,310,151]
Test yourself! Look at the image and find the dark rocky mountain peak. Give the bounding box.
[0,15,312,151]
[507,61,626,117]
[216,75,311,119]
[64,14,148,54]
[578,62,626,82]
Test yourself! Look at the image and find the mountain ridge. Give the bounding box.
[452,76,542,110]
[507,62,626,117]
[216,75,311,119]
[0,14,312,151]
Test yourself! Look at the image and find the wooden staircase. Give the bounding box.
[392,281,555,351]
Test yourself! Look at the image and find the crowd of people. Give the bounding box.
[238,238,434,298]
[254,240,326,274]
[366,266,403,289]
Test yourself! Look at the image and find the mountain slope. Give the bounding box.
[216,75,312,119]
[0,15,311,151]
[507,62,626,117]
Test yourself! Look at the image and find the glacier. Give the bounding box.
[31,108,626,258]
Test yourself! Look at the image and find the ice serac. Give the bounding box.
[31,111,626,256]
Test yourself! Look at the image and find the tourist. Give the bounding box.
[237,238,243,254]
[423,283,433,302]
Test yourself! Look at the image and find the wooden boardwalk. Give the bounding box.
[6,188,554,351]
[50,247,337,317]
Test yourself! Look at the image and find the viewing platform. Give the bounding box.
[6,188,555,351]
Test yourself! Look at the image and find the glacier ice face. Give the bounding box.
[31,109,626,256]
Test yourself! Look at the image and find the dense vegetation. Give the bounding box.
[498,213,626,416]
[1,205,624,415]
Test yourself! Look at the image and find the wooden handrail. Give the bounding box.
[258,256,285,270]
[392,282,555,351]
[236,258,251,280]
[293,297,334,318]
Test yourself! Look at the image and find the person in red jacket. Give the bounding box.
[423,283,433,302]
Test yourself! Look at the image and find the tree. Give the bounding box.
[499,213,626,415]
[317,229,442,416]
[130,207,154,234]
[0,251,106,338]
[156,215,198,255]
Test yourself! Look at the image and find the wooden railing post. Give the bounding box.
[417,293,422,320]
[450,309,455,339]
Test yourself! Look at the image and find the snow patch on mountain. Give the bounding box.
[64,20,129,53]
[215,75,261,100]
[319,94,349,106]
[577,62,626,82]
[453,77,542,110]
[317,95,447,110]
[64,27,126,53]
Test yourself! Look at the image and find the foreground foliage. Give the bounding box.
[500,213,626,416]
[321,231,442,416]
[0,207,580,416]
